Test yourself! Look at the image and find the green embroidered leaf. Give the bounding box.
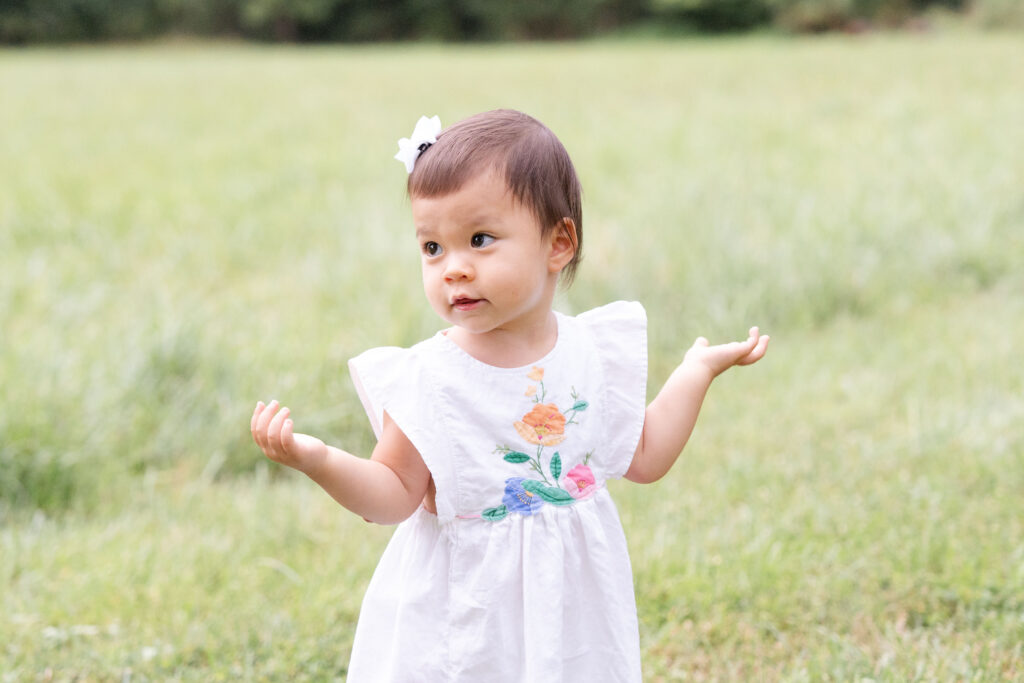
[521,480,575,506]
[482,505,509,521]
[572,400,589,411]
[550,452,562,481]
[503,452,531,464]
[538,487,574,506]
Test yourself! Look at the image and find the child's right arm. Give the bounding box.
[251,400,431,525]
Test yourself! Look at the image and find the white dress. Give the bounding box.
[346,301,647,682]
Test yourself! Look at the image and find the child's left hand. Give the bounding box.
[683,326,770,379]
[625,326,770,484]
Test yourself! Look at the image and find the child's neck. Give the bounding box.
[446,311,559,369]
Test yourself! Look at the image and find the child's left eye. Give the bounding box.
[471,233,495,248]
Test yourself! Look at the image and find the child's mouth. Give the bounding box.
[452,297,483,311]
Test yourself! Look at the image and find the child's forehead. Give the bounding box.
[413,162,509,198]
[411,174,539,232]
[412,171,512,213]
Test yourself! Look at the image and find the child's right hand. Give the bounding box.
[251,400,328,474]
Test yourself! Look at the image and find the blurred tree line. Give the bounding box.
[0,0,1018,44]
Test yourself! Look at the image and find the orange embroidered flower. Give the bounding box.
[527,366,545,382]
[525,385,537,397]
[514,403,566,446]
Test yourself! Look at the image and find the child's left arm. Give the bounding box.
[624,327,769,484]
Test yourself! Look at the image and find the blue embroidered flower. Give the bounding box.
[502,477,544,515]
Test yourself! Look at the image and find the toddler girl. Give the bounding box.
[251,109,769,681]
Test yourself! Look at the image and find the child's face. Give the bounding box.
[411,170,564,341]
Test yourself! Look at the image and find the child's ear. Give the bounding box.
[547,218,577,274]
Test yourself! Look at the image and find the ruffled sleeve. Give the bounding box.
[349,346,409,440]
[348,343,456,520]
[577,301,648,479]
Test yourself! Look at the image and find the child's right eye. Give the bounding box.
[422,241,443,257]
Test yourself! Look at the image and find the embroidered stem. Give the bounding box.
[563,386,589,426]
[530,444,552,484]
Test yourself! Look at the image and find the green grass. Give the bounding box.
[2,35,1023,680]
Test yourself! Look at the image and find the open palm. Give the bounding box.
[684,326,770,378]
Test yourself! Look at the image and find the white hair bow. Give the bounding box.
[394,115,442,174]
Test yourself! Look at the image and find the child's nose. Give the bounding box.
[443,255,474,281]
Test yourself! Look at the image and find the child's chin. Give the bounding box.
[453,319,506,340]
[455,322,496,335]
[446,310,496,332]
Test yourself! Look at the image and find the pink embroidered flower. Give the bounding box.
[514,403,566,447]
[564,464,596,499]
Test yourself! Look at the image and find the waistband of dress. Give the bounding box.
[451,483,609,523]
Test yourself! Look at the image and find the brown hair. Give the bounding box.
[408,109,583,284]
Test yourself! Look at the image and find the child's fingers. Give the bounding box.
[254,400,280,450]
[741,327,759,350]
[732,327,760,356]
[282,418,295,450]
[251,401,268,448]
[267,406,291,457]
[278,410,294,456]
[257,400,278,431]
[251,401,265,437]
[714,332,758,364]
[739,334,770,365]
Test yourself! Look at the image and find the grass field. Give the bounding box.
[2,35,1023,680]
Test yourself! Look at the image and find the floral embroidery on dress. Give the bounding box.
[564,463,597,499]
[513,403,566,446]
[479,367,597,522]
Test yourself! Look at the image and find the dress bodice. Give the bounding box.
[348,301,647,523]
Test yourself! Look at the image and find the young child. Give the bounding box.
[251,109,768,681]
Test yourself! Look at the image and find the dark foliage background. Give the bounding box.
[0,0,987,43]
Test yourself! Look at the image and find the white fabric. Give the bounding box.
[346,301,648,682]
